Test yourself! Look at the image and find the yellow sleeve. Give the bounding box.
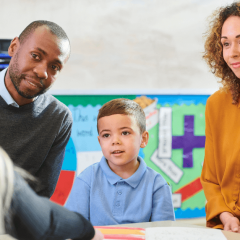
[200,99,231,229]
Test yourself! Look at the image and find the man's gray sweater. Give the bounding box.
[0,93,72,197]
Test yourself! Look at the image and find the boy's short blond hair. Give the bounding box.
[97,98,146,134]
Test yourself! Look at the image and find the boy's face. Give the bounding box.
[98,114,149,172]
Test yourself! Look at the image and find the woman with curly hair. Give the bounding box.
[201,2,240,233]
[0,147,103,240]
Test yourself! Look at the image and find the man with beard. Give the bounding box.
[0,20,72,198]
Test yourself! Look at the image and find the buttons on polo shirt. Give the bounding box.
[116,201,120,207]
[233,206,236,210]
[117,191,122,195]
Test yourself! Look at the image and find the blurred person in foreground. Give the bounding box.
[201,1,240,233]
[0,147,103,240]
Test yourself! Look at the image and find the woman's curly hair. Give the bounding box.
[203,2,240,104]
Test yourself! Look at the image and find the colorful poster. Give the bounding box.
[140,95,207,219]
[50,94,209,219]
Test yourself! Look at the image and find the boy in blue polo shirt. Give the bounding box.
[65,98,175,226]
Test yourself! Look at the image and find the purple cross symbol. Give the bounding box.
[172,115,205,168]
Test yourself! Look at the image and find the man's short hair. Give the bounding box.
[97,98,146,134]
[19,20,70,45]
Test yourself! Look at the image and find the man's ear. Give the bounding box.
[8,37,20,57]
[140,131,149,148]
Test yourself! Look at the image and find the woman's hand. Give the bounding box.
[91,228,104,240]
[220,212,240,233]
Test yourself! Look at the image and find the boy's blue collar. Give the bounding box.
[99,156,147,188]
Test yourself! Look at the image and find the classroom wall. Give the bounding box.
[0,0,232,92]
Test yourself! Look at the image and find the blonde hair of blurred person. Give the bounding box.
[0,147,14,235]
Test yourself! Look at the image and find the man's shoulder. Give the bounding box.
[41,93,72,121]
[43,94,70,111]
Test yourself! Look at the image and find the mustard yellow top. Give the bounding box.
[201,90,240,229]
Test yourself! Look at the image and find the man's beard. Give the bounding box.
[8,53,46,99]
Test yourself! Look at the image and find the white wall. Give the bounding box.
[1,0,233,93]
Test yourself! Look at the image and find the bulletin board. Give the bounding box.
[50,94,209,219]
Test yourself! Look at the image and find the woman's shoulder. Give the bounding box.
[206,89,236,121]
[207,89,231,106]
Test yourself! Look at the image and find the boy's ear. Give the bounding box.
[8,37,20,57]
[140,131,149,148]
[97,136,101,145]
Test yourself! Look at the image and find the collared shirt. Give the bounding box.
[65,156,175,226]
[0,68,19,108]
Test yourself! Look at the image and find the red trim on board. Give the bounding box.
[174,177,203,202]
[50,170,75,206]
